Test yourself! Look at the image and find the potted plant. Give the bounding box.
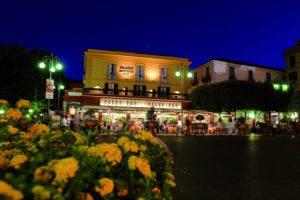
[145,107,157,129]
[85,109,98,129]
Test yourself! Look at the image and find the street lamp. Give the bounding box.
[57,83,65,113]
[272,83,290,92]
[38,54,63,113]
[175,66,193,134]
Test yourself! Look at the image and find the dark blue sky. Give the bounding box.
[1,0,300,80]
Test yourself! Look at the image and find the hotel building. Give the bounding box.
[193,58,284,86]
[63,49,192,123]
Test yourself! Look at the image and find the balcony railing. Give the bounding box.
[76,88,189,100]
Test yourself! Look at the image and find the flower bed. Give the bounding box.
[0,100,175,199]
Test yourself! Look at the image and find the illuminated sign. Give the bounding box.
[119,66,134,75]
[68,91,82,96]
[100,97,181,109]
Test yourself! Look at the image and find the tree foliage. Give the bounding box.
[0,42,64,103]
[190,80,293,112]
[288,91,300,112]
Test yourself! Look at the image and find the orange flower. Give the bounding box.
[0,99,9,106]
[7,125,19,135]
[4,109,22,121]
[16,99,31,108]
[95,178,114,197]
[28,124,50,135]
[9,154,28,169]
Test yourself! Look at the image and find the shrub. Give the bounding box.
[0,99,175,199]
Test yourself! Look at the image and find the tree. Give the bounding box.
[0,42,64,104]
[146,107,156,121]
[190,80,292,113]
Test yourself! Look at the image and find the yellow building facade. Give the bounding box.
[84,49,191,96]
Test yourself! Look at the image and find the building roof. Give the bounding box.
[196,57,285,71]
[86,49,191,63]
[283,40,300,54]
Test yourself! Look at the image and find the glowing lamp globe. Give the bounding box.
[59,84,65,90]
[56,63,63,70]
[175,71,181,77]
[187,71,193,78]
[273,83,280,90]
[38,62,46,69]
[282,84,289,92]
[50,66,56,73]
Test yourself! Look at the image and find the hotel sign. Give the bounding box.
[100,97,181,110]
[119,66,134,75]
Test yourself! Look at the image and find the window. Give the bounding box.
[136,66,144,82]
[205,66,210,77]
[248,70,254,81]
[266,72,271,82]
[104,83,118,95]
[133,85,146,96]
[161,68,167,83]
[288,72,298,82]
[157,87,170,97]
[108,64,116,80]
[229,67,235,80]
[289,56,296,68]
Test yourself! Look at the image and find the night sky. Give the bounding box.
[1,0,300,80]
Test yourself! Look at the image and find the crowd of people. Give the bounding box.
[56,114,300,136]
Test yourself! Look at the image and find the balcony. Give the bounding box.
[65,88,189,100]
[107,73,117,80]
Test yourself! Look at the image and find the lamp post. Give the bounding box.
[38,55,63,114]
[175,66,193,134]
[56,83,65,113]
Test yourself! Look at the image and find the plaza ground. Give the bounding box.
[160,135,300,200]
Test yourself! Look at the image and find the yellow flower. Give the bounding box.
[80,192,94,200]
[16,99,31,108]
[34,166,53,183]
[28,124,50,135]
[73,132,86,144]
[0,150,13,170]
[88,143,122,165]
[128,155,152,178]
[165,179,176,187]
[117,136,130,146]
[7,125,19,135]
[32,185,51,200]
[4,109,22,121]
[0,99,9,106]
[117,137,139,153]
[0,180,23,200]
[117,187,128,197]
[166,172,175,180]
[134,131,159,145]
[10,154,28,169]
[95,178,114,197]
[53,157,79,183]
